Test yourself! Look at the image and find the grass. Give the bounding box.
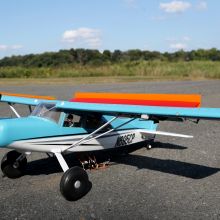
[0,61,220,85]
[0,76,179,86]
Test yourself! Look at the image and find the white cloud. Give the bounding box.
[0,44,23,51]
[183,36,190,41]
[197,1,207,10]
[62,27,102,48]
[0,45,8,50]
[11,45,23,49]
[160,1,191,13]
[170,43,187,50]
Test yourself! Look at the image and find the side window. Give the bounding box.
[62,112,112,131]
[84,114,112,131]
[85,114,101,130]
[63,113,83,128]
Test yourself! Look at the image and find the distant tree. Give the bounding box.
[173,50,186,61]
[1,48,220,68]
[69,49,78,63]
[111,50,122,62]
[86,50,102,62]
[147,51,162,60]
[75,49,88,65]
[207,48,220,61]
[125,49,143,61]
[103,50,111,61]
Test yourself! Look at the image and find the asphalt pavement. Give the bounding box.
[0,80,220,220]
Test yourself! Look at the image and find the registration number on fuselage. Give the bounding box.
[115,133,135,147]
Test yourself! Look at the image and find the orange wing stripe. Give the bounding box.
[0,92,56,100]
[74,92,201,107]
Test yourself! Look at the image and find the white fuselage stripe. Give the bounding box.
[9,129,155,153]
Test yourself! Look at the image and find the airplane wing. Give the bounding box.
[56,100,220,121]
[0,92,56,106]
[61,92,220,121]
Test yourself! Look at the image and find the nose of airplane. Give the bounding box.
[0,116,62,149]
[0,121,9,148]
[0,118,36,148]
[0,117,46,148]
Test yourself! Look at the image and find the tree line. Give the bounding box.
[0,48,220,68]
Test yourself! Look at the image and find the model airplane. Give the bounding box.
[0,92,220,201]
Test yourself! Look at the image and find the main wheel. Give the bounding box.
[1,150,27,178]
[60,166,89,201]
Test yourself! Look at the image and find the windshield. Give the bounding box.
[31,103,61,123]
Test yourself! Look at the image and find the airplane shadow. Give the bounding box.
[25,156,80,176]
[24,142,219,179]
[113,154,220,179]
[152,141,187,150]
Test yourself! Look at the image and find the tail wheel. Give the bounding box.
[1,150,27,179]
[60,166,90,201]
[146,144,152,150]
[146,139,155,150]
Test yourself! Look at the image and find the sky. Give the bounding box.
[0,0,220,58]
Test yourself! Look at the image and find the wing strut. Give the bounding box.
[64,116,118,151]
[9,103,21,118]
[28,105,32,114]
[8,102,32,118]
[79,117,136,146]
[63,116,136,152]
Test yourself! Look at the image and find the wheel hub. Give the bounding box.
[74,180,81,189]
[13,162,19,169]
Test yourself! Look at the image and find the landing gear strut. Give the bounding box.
[54,152,91,201]
[1,150,27,178]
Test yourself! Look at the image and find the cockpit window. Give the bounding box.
[31,103,61,123]
[63,113,82,127]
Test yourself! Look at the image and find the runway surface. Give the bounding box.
[0,80,220,219]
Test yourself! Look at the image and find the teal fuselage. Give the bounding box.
[0,116,157,148]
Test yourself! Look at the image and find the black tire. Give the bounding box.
[146,144,152,150]
[146,139,155,150]
[1,150,27,179]
[60,166,89,201]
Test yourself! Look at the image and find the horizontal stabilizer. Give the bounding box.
[140,129,193,138]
